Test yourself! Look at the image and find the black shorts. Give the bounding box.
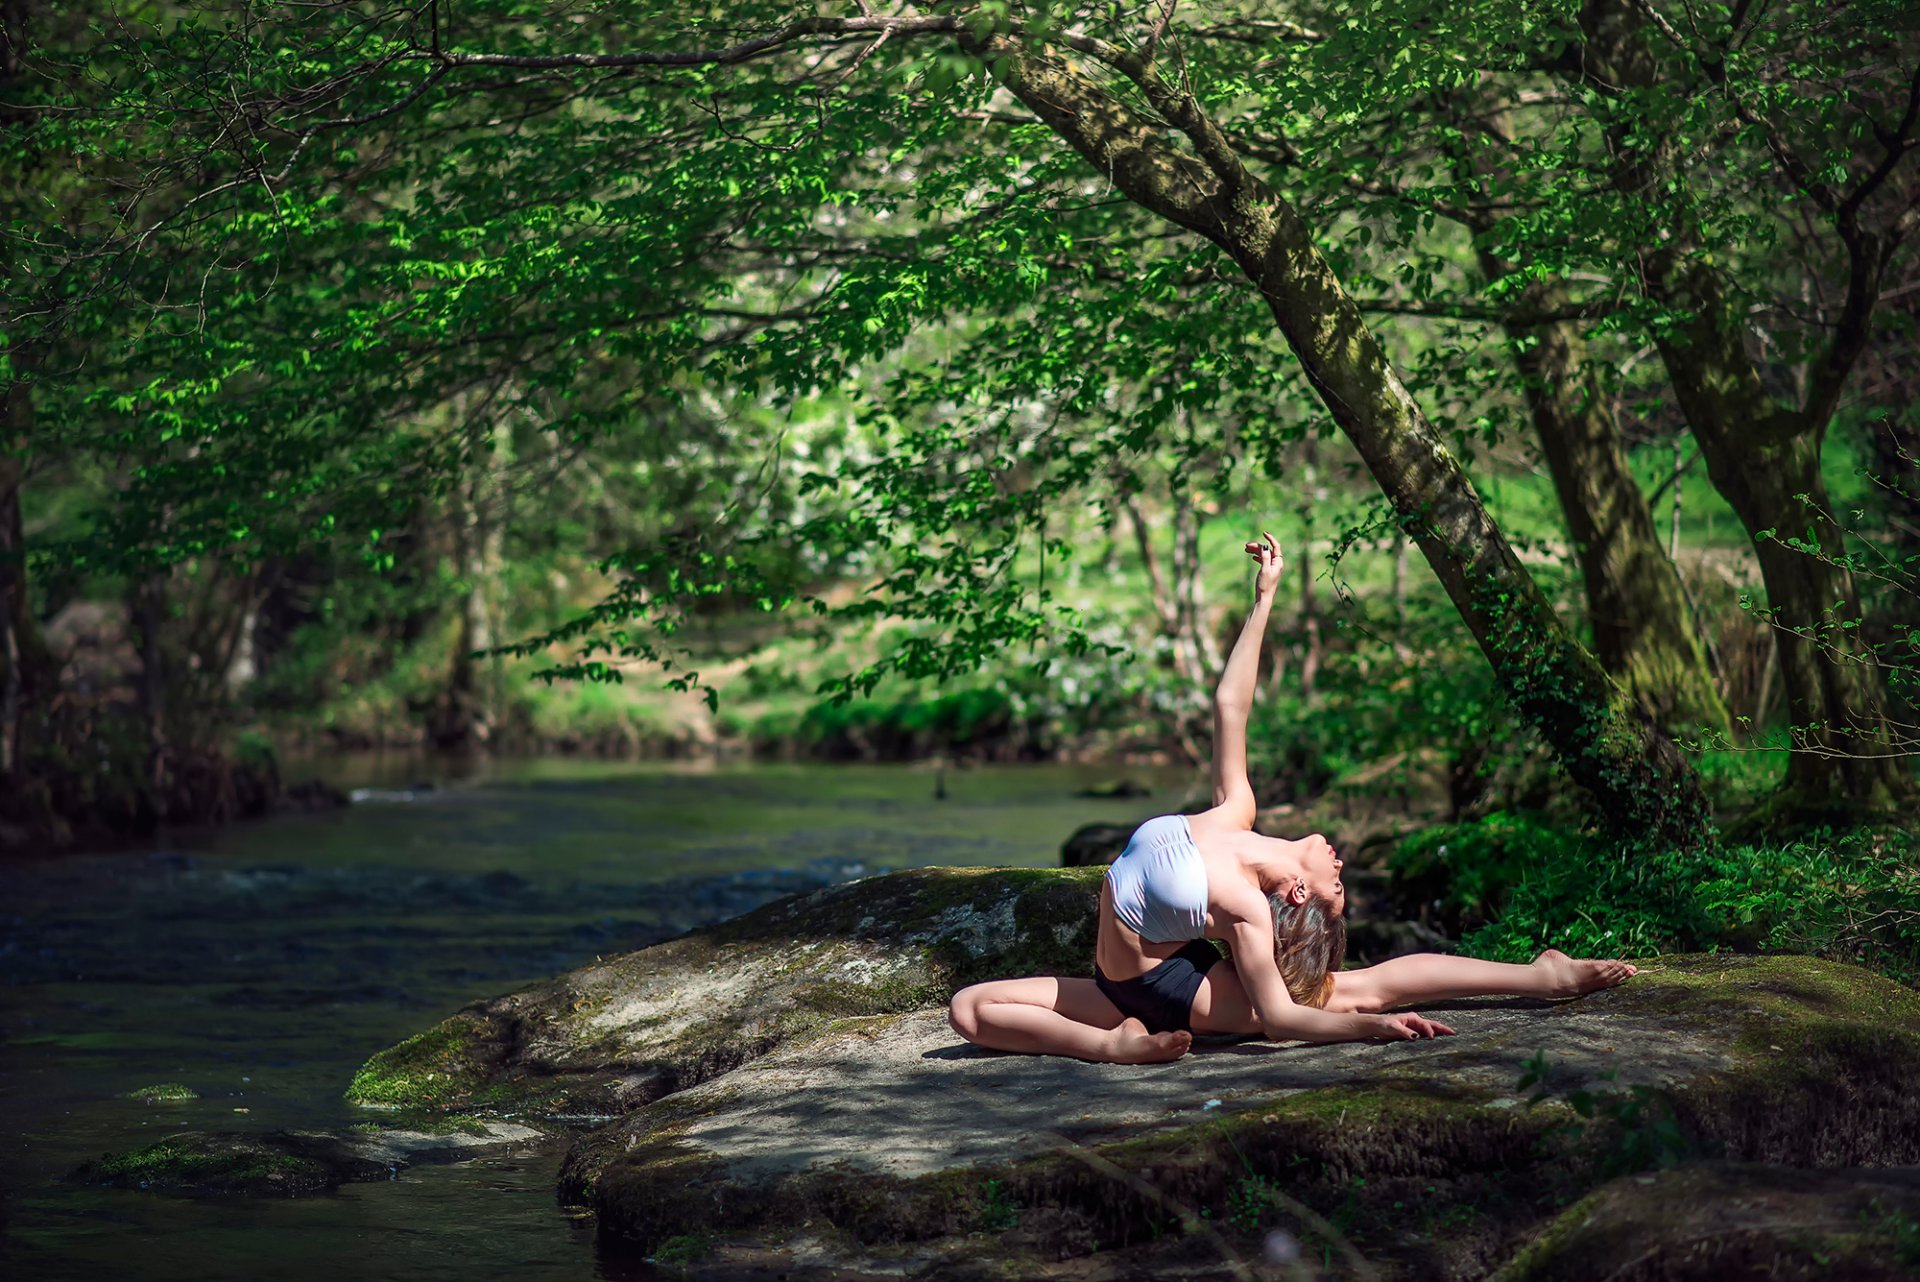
[1095,938,1224,1034]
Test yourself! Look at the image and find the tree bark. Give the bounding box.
[1296,437,1321,703]
[1673,357,1909,814]
[131,571,170,807]
[0,381,53,780]
[968,31,1710,846]
[1488,269,1729,735]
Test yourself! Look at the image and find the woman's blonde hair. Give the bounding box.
[1271,893,1347,1009]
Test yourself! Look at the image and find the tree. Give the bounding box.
[1567,0,1918,817]
[27,0,1719,843]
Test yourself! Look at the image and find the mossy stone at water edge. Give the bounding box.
[346,867,1104,1116]
[557,954,1920,1281]
[74,1121,542,1197]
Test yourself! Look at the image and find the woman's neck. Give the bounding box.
[1237,833,1301,895]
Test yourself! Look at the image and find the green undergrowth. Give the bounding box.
[1435,817,1920,985]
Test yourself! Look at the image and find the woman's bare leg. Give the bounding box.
[948,976,1192,1063]
[1326,949,1636,1013]
[1190,949,1635,1033]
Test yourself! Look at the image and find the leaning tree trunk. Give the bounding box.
[969,31,1711,848]
[1488,268,1729,736]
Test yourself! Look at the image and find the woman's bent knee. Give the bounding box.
[948,987,982,1042]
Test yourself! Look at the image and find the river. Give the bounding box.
[0,757,1192,1280]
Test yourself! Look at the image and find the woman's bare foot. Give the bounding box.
[1103,1017,1192,1064]
[1531,948,1637,998]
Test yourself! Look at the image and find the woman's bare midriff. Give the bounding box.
[1094,879,1194,981]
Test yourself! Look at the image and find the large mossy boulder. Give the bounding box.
[346,867,1104,1117]
[1491,1163,1920,1282]
[550,953,1920,1280]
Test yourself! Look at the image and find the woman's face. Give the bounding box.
[1300,833,1346,914]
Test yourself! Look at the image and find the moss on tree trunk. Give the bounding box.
[1490,274,1729,737]
[961,33,1710,847]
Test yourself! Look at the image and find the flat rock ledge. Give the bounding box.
[74,1121,541,1196]
[557,953,1920,1281]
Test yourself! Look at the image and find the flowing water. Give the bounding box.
[0,758,1193,1280]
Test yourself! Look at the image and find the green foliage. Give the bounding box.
[1865,1199,1920,1270]
[649,1233,716,1268]
[1226,1173,1276,1232]
[977,1178,1019,1232]
[10,0,1913,841]
[1391,811,1578,934]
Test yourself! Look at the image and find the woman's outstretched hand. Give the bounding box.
[1368,1012,1456,1041]
[1244,531,1283,598]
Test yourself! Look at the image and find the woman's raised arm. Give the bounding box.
[1209,532,1283,823]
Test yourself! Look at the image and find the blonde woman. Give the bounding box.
[948,532,1634,1063]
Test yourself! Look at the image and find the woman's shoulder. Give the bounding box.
[1184,806,1256,848]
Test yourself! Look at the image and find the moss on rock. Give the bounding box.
[80,1133,358,1196]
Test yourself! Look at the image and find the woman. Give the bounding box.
[948,532,1636,1064]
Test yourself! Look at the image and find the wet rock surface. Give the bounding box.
[75,1121,542,1196]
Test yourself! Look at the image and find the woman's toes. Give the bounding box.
[1143,1030,1191,1062]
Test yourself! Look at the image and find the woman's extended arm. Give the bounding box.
[1210,533,1283,818]
[1227,918,1452,1044]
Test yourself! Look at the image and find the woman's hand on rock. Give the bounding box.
[1370,1012,1455,1041]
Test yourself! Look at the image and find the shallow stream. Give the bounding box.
[0,758,1190,1280]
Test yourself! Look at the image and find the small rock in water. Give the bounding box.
[348,787,419,804]
[76,1122,543,1197]
[278,780,349,812]
[1060,822,1134,867]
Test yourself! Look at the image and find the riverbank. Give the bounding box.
[0,760,1191,1281]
